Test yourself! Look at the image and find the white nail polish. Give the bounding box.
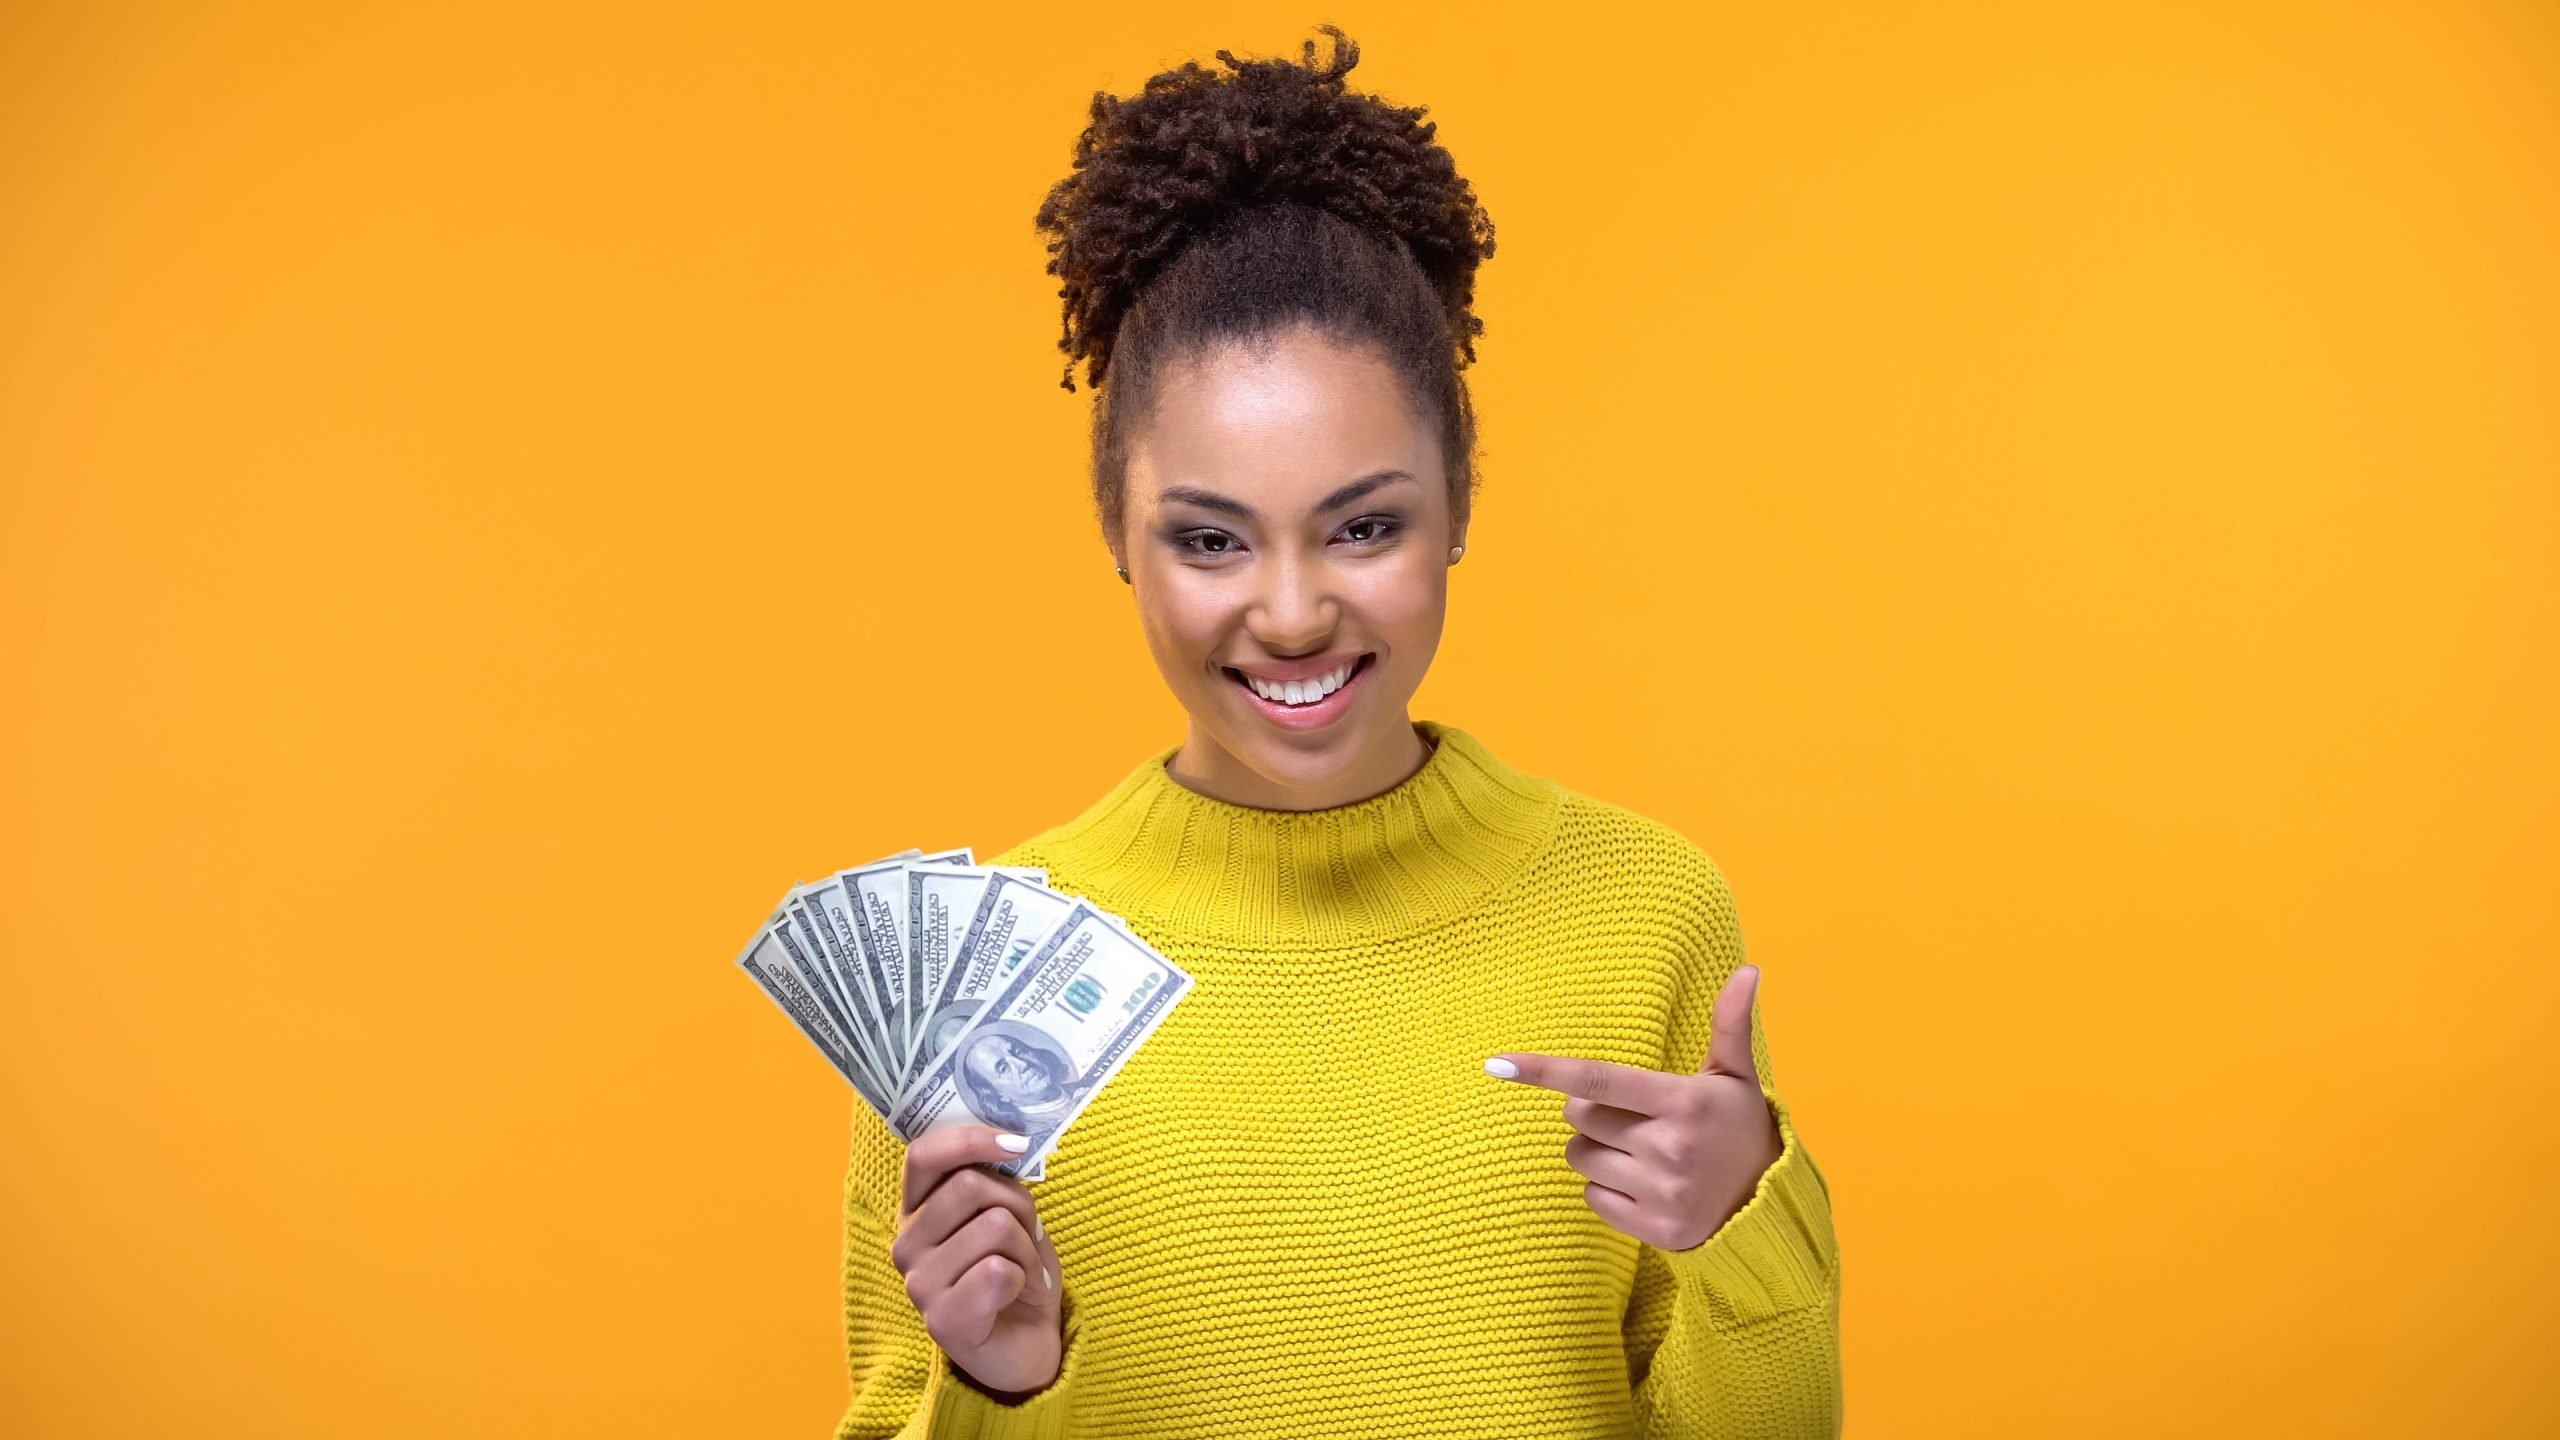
[1034,1216,1045,1242]
[1045,1264,1055,1291]
[1484,1057,1519,1079]
[996,1132,1030,1153]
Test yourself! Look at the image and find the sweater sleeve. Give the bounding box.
[835,1103,1087,1439]
[1620,854,1844,1438]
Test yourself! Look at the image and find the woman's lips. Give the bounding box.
[1225,654,1372,731]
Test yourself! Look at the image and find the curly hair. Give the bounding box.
[1032,24,1498,546]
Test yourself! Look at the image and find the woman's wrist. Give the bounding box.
[951,1358,1057,1406]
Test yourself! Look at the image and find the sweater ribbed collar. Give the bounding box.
[1028,719,1564,950]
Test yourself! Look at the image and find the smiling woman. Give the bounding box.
[834,25,1842,1439]
[1122,328,1457,806]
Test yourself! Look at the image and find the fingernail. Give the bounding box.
[1034,1215,1044,1242]
[1483,1057,1518,1078]
[996,1132,1030,1153]
[1044,1264,1055,1291]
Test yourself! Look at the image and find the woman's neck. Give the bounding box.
[1163,714,1435,812]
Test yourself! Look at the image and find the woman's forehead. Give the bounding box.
[1133,340,1440,514]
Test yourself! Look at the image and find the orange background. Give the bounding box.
[4,3,2555,1435]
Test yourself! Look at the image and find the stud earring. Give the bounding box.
[1448,545,1465,564]
[1116,566,1130,583]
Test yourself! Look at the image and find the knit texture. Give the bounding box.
[836,720,1842,1438]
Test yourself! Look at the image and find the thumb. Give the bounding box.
[1699,964,1760,1082]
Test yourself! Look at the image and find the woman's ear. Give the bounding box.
[1105,518,1130,582]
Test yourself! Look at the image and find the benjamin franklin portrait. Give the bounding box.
[953,1019,1085,1138]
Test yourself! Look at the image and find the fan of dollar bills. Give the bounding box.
[734,847,1194,1181]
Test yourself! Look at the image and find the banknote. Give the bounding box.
[735,917,890,1115]
[906,850,1034,1065]
[905,871,1084,1099]
[735,854,1181,1186]
[889,900,1193,1179]
[906,865,1047,1090]
[790,876,900,1091]
[840,849,972,1075]
[801,850,919,1063]
[757,901,861,1070]
[886,849,976,1070]
[785,857,928,1089]
[799,850,995,1099]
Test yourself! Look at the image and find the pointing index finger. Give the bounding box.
[1485,1052,1689,1115]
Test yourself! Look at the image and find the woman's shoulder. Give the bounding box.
[1547,781,1735,891]
[1539,781,1748,956]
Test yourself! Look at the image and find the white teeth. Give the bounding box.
[1243,660,1356,705]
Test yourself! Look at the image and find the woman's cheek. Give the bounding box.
[1139,581,1225,677]
[1357,565,1447,649]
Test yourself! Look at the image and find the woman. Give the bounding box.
[839,27,1842,1438]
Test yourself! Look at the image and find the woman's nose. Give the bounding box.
[1247,551,1337,650]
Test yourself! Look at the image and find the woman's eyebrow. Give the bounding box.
[1157,469,1416,521]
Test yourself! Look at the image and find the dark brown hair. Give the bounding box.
[1032,25,1498,546]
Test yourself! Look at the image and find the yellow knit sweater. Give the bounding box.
[835,720,1842,1438]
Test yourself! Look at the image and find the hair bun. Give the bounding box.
[1034,24,1497,393]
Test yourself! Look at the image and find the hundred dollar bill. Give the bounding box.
[787,850,925,1080]
[756,896,863,1069]
[827,848,928,1059]
[903,871,1082,1100]
[785,883,896,1098]
[842,849,972,1075]
[905,864,1046,1097]
[892,848,976,1064]
[889,900,1192,1179]
[735,917,893,1118]
[766,914,899,1117]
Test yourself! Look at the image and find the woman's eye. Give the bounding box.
[1341,516,1403,545]
[1175,529,1237,556]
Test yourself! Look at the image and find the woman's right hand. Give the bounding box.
[891,1125,1065,1399]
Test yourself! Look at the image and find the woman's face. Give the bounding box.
[1115,324,1463,808]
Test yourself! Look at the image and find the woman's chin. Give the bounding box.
[1237,720,1398,793]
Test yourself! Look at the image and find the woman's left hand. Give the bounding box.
[1486,964,1782,1252]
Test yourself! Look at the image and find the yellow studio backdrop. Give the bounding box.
[3,3,2554,1436]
